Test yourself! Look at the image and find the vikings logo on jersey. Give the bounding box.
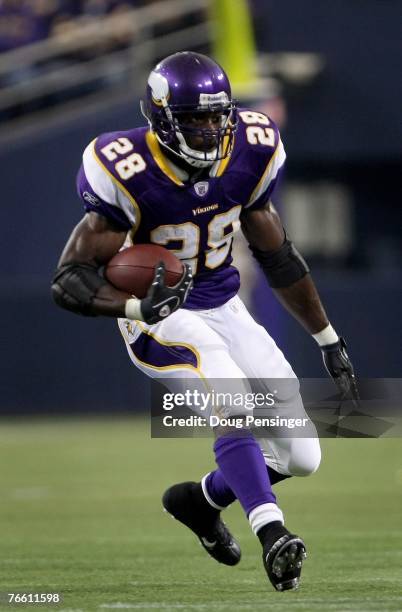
[77,109,286,310]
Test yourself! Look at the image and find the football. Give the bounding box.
[104,244,184,299]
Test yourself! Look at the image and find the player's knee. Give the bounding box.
[290,456,321,477]
[272,377,300,403]
[288,442,321,477]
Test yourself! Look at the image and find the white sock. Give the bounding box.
[249,503,284,535]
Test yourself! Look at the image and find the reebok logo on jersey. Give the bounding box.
[83,191,100,206]
[192,203,219,216]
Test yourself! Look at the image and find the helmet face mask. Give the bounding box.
[141,52,237,168]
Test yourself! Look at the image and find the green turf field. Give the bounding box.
[0,417,401,612]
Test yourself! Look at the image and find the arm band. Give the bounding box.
[249,238,309,289]
[312,323,339,347]
[125,297,144,321]
[51,262,108,316]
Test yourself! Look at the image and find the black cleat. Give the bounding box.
[263,530,307,591]
[162,481,241,566]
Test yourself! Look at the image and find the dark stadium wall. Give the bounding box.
[252,0,402,162]
[1,0,402,412]
[0,102,150,415]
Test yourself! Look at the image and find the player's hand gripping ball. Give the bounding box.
[105,244,184,298]
[140,260,193,324]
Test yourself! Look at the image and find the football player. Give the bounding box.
[52,51,358,591]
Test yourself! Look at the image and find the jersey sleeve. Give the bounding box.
[76,138,139,231]
[242,120,286,211]
[76,163,132,230]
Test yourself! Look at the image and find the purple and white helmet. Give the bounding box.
[141,52,237,168]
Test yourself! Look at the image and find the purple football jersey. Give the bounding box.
[77,109,286,309]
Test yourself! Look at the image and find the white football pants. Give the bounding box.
[118,294,321,477]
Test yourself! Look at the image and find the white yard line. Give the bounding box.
[10,486,50,499]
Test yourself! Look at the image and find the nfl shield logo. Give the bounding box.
[194,181,209,197]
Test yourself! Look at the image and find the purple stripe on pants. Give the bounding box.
[130,332,199,369]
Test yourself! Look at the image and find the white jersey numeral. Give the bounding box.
[205,206,242,269]
[239,111,270,125]
[151,223,200,274]
[151,205,242,274]
[246,126,275,146]
[100,138,146,180]
[239,111,275,147]
[115,153,146,180]
[101,138,134,161]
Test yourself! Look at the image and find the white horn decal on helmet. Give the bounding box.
[148,71,170,107]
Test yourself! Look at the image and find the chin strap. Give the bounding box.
[179,145,217,168]
[156,132,215,170]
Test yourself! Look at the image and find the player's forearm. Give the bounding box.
[52,262,175,322]
[51,261,133,318]
[90,284,131,317]
[52,213,138,318]
[273,274,329,335]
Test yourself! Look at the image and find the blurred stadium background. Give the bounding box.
[0,1,401,609]
[1,0,401,414]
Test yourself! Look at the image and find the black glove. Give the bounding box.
[321,337,360,403]
[140,261,193,325]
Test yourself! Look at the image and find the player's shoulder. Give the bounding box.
[234,107,282,160]
[80,127,145,227]
[226,109,286,209]
[81,126,149,191]
[228,107,285,189]
[89,126,148,161]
